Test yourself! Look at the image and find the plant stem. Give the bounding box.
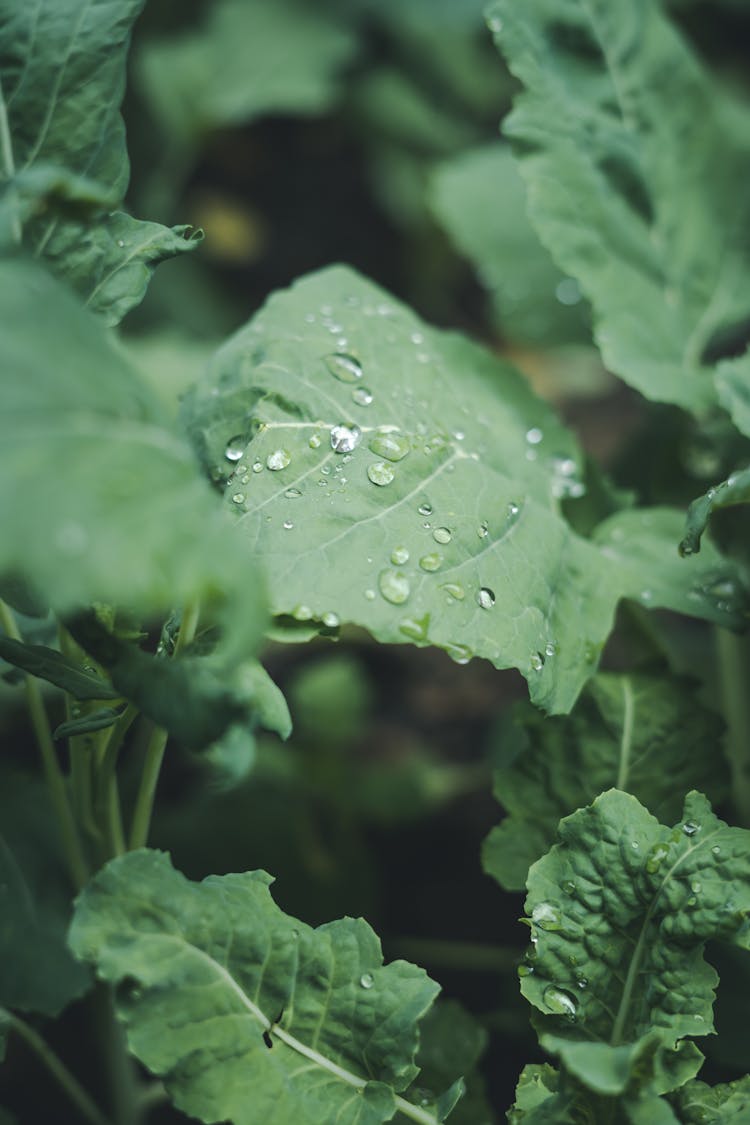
[716,627,750,827]
[93,987,142,1125]
[8,1013,112,1125]
[128,601,201,850]
[95,704,137,858]
[0,76,21,244]
[0,600,87,888]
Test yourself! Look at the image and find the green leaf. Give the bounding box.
[483,673,728,891]
[680,467,750,557]
[519,791,750,1090]
[137,0,357,142]
[671,1075,750,1123]
[486,0,750,412]
[0,259,265,669]
[53,705,126,741]
[0,0,199,321]
[430,143,591,347]
[70,849,444,1125]
[184,265,748,713]
[0,636,118,700]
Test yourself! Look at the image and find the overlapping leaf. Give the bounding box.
[680,466,750,556]
[70,849,448,1125]
[0,0,199,322]
[483,673,728,891]
[518,791,750,1101]
[486,0,750,414]
[184,266,747,713]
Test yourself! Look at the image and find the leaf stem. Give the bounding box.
[615,675,634,791]
[0,76,21,243]
[716,627,750,826]
[0,600,87,888]
[7,1012,112,1125]
[95,704,137,858]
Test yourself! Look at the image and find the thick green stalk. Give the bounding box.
[8,1013,111,1125]
[0,601,87,887]
[95,704,137,858]
[0,76,21,243]
[716,627,750,827]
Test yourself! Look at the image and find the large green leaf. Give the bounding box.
[184,266,747,713]
[0,0,199,321]
[0,258,265,666]
[430,143,591,347]
[670,1076,750,1123]
[483,673,728,891]
[518,791,750,1095]
[679,467,750,557]
[70,849,448,1125]
[486,0,750,413]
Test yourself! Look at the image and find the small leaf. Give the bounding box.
[680,467,750,557]
[483,673,728,891]
[70,849,441,1125]
[53,705,126,741]
[0,636,118,700]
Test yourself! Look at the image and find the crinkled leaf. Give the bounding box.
[519,791,750,1091]
[483,673,728,891]
[430,143,590,347]
[0,259,265,674]
[671,1075,750,1123]
[539,1032,701,1100]
[398,1000,491,1125]
[680,467,750,557]
[70,849,442,1125]
[0,0,199,321]
[137,0,356,141]
[487,0,750,412]
[0,636,118,700]
[0,164,115,246]
[184,266,748,714]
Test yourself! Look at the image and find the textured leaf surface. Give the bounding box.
[430,143,590,347]
[671,1076,750,1123]
[519,792,750,1086]
[70,849,444,1125]
[184,266,747,713]
[0,259,265,665]
[487,0,750,412]
[680,467,750,557]
[137,0,357,140]
[483,673,728,891]
[0,0,199,320]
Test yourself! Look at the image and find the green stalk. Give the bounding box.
[716,627,750,827]
[128,602,200,850]
[95,704,137,859]
[0,76,21,244]
[93,987,142,1125]
[0,600,87,888]
[7,1013,112,1125]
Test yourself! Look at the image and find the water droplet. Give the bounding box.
[646,843,669,873]
[555,278,582,306]
[477,587,496,610]
[531,652,545,671]
[267,449,290,471]
[712,845,721,855]
[309,434,322,449]
[508,501,520,516]
[526,427,543,445]
[531,903,561,930]
[391,546,410,565]
[352,387,373,406]
[378,569,410,605]
[116,238,125,248]
[518,964,534,977]
[324,353,362,383]
[419,553,442,572]
[640,589,654,604]
[322,612,340,628]
[399,615,430,641]
[545,641,558,658]
[369,430,410,462]
[360,973,374,989]
[631,840,640,850]
[576,977,588,990]
[543,987,577,1019]
[561,880,576,895]
[477,521,489,538]
[225,434,246,461]
[368,461,394,486]
[682,821,700,837]
[284,487,302,499]
[231,492,245,505]
[432,527,452,545]
[364,588,376,600]
[293,605,313,620]
[252,460,263,473]
[410,331,424,345]
[330,424,362,453]
[691,881,702,894]
[441,582,465,601]
[487,14,503,34]
[418,503,433,516]
[445,642,472,664]
[283,520,294,530]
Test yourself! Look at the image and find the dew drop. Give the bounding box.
[225,434,246,462]
[231,492,245,505]
[369,430,411,462]
[284,487,302,499]
[477,521,489,539]
[445,642,473,664]
[368,460,394,486]
[645,843,669,874]
[640,589,654,604]
[508,501,520,516]
[532,903,561,930]
[322,611,340,628]
[352,387,373,406]
[631,841,640,850]
[360,973,374,989]
[391,546,410,565]
[324,353,362,383]
[712,845,721,855]
[526,427,543,445]
[267,449,291,471]
[309,434,322,449]
[441,582,465,601]
[691,881,702,894]
[293,605,313,621]
[418,503,433,516]
[399,615,430,642]
[378,569,410,605]
[432,527,452,545]
[364,588,376,600]
[419,553,442,572]
[330,424,362,453]
[517,964,534,977]
[682,821,700,837]
[555,278,582,306]
[543,987,577,1020]
[561,880,576,895]
[545,641,558,658]
[283,520,294,530]
[477,587,496,610]
[487,14,503,33]
[576,977,588,990]
[252,460,263,473]
[116,238,125,248]
[530,653,544,671]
